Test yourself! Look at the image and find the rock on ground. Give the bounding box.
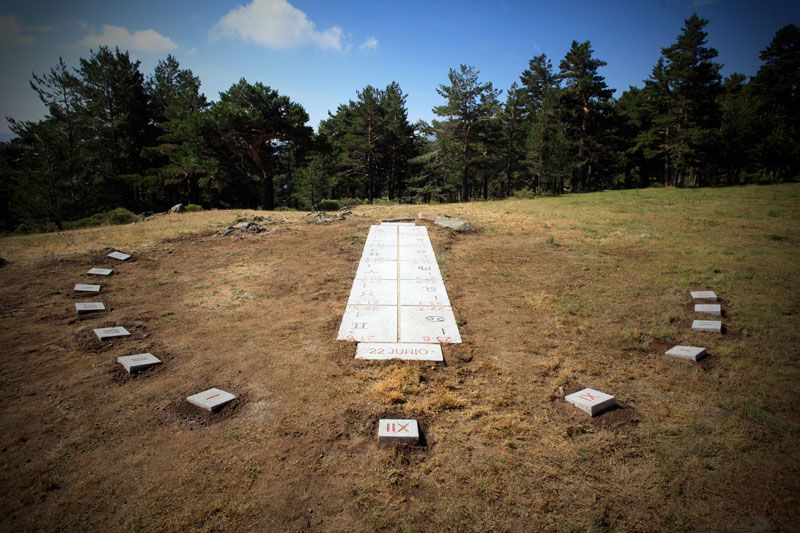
[434,215,474,233]
[169,203,185,213]
[307,210,352,224]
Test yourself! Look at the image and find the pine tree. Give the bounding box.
[558,40,615,191]
[432,65,501,200]
[751,23,800,181]
[203,79,312,209]
[499,82,526,196]
[144,55,211,207]
[643,15,722,186]
[518,53,567,194]
[78,46,151,209]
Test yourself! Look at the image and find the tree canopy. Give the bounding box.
[1,17,798,232]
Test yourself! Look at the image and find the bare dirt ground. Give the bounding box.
[1,185,799,531]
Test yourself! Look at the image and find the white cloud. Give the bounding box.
[359,36,379,53]
[0,15,51,44]
[79,24,178,54]
[210,0,344,51]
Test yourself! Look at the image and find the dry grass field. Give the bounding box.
[1,184,798,531]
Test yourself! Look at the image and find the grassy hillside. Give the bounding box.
[0,184,798,531]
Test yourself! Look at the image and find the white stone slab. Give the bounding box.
[378,418,419,444]
[355,260,397,280]
[399,261,442,280]
[75,302,105,314]
[692,320,722,333]
[399,279,451,306]
[369,225,397,235]
[399,225,427,235]
[186,388,236,412]
[362,246,397,261]
[93,326,130,340]
[117,353,161,373]
[398,245,437,262]
[347,279,398,306]
[338,305,397,342]
[397,235,431,247]
[87,267,113,276]
[399,305,461,344]
[665,345,707,361]
[107,251,131,261]
[691,290,717,302]
[365,235,397,247]
[74,283,101,293]
[694,304,721,316]
[565,388,616,416]
[356,343,444,362]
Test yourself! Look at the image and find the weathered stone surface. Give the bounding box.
[399,260,442,280]
[107,251,131,261]
[118,353,161,373]
[692,320,722,333]
[565,388,616,416]
[434,215,474,233]
[186,388,236,412]
[356,343,443,362]
[399,279,450,306]
[338,305,397,342]
[417,211,439,222]
[399,305,461,344]
[93,326,130,340]
[75,302,105,314]
[87,267,113,276]
[690,290,717,302]
[355,260,397,280]
[74,283,101,293]
[695,304,721,316]
[378,419,420,444]
[665,345,707,361]
[347,279,397,306]
[169,203,185,213]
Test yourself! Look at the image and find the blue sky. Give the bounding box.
[0,0,797,135]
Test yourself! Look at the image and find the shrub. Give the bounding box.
[64,208,139,230]
[14,222,35,234]
[317,199,342,211]
[512,188,536,199]
[185,204,204,212]
[107,207,138,224]
[373,198,399,206]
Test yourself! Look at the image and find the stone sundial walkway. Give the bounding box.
[337,222,461,360]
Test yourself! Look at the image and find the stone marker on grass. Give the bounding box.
[565,388,616,416]
[93,326,130,340]
[694,303,721,316]
[665,345,707,361]
[118,353,161,373]
[690,290,717,302]
[88,267,113,276]
[75,302,105,314]
[692,320,722,333]
[186,388,236,412]
[74,283,101,293]
[378,419,420,444]
[107,251,131,261]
